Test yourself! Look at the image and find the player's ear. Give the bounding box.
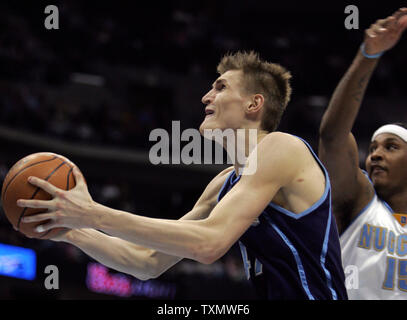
[246,94,264,114]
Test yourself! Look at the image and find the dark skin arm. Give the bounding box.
[319,8,407,233]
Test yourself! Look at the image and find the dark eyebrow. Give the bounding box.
[377,137,403,144]
[368,142,376,152]
[371,137,403,145]
[384,137,402,143]
[212,78,228,88]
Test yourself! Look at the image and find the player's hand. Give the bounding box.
[364,8,407,55]
[50,228,72,242]
[16,167,97,233]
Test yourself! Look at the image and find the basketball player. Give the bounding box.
[18,52,347,299]
[319,8,407,299]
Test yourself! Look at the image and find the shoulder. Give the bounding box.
[210,166,235,193]
[257,132,309,155]
[211,166,234,185]
[241,132,310,186]
[195,166,234,206]
[248,132,310,171]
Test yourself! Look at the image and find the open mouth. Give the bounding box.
[205,108,215,117]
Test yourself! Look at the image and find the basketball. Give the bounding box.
[1,152,76,239]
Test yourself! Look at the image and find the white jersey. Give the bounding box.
[340,194,407,299]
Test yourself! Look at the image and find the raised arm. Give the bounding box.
[318,8,407,232]
[49,166,233,280]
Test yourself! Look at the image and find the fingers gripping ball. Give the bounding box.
[1,153,78,239]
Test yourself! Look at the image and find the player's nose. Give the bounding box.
[370,147,384,161]
[201,90,213,105]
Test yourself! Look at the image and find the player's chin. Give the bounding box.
[372,176,389,192]
[199,118,218,134]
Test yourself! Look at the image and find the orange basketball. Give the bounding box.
[1,152,76,239]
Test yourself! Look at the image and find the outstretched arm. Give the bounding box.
[59,204,208,281]
[39,167,232,280]
[18,133,304,264]
[62,229,171,281]
[60,202,212,281]
[319,8,407,232]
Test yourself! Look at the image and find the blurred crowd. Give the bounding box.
[0,0,406,299]
[1,1,406,147]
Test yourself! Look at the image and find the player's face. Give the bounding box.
[199,70,250,134]
[365,133,407,195]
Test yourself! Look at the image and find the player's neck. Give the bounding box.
[382,188,407,214]
[226,128,268,175]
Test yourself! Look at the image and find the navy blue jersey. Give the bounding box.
[218,137,347,300]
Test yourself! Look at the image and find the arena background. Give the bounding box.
[0,0,406,300]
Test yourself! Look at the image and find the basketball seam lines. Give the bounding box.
[1,156,58,203]
[66,166,74,190]
[16,160,67,231]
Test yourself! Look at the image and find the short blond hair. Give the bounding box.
[217,51,292,132]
